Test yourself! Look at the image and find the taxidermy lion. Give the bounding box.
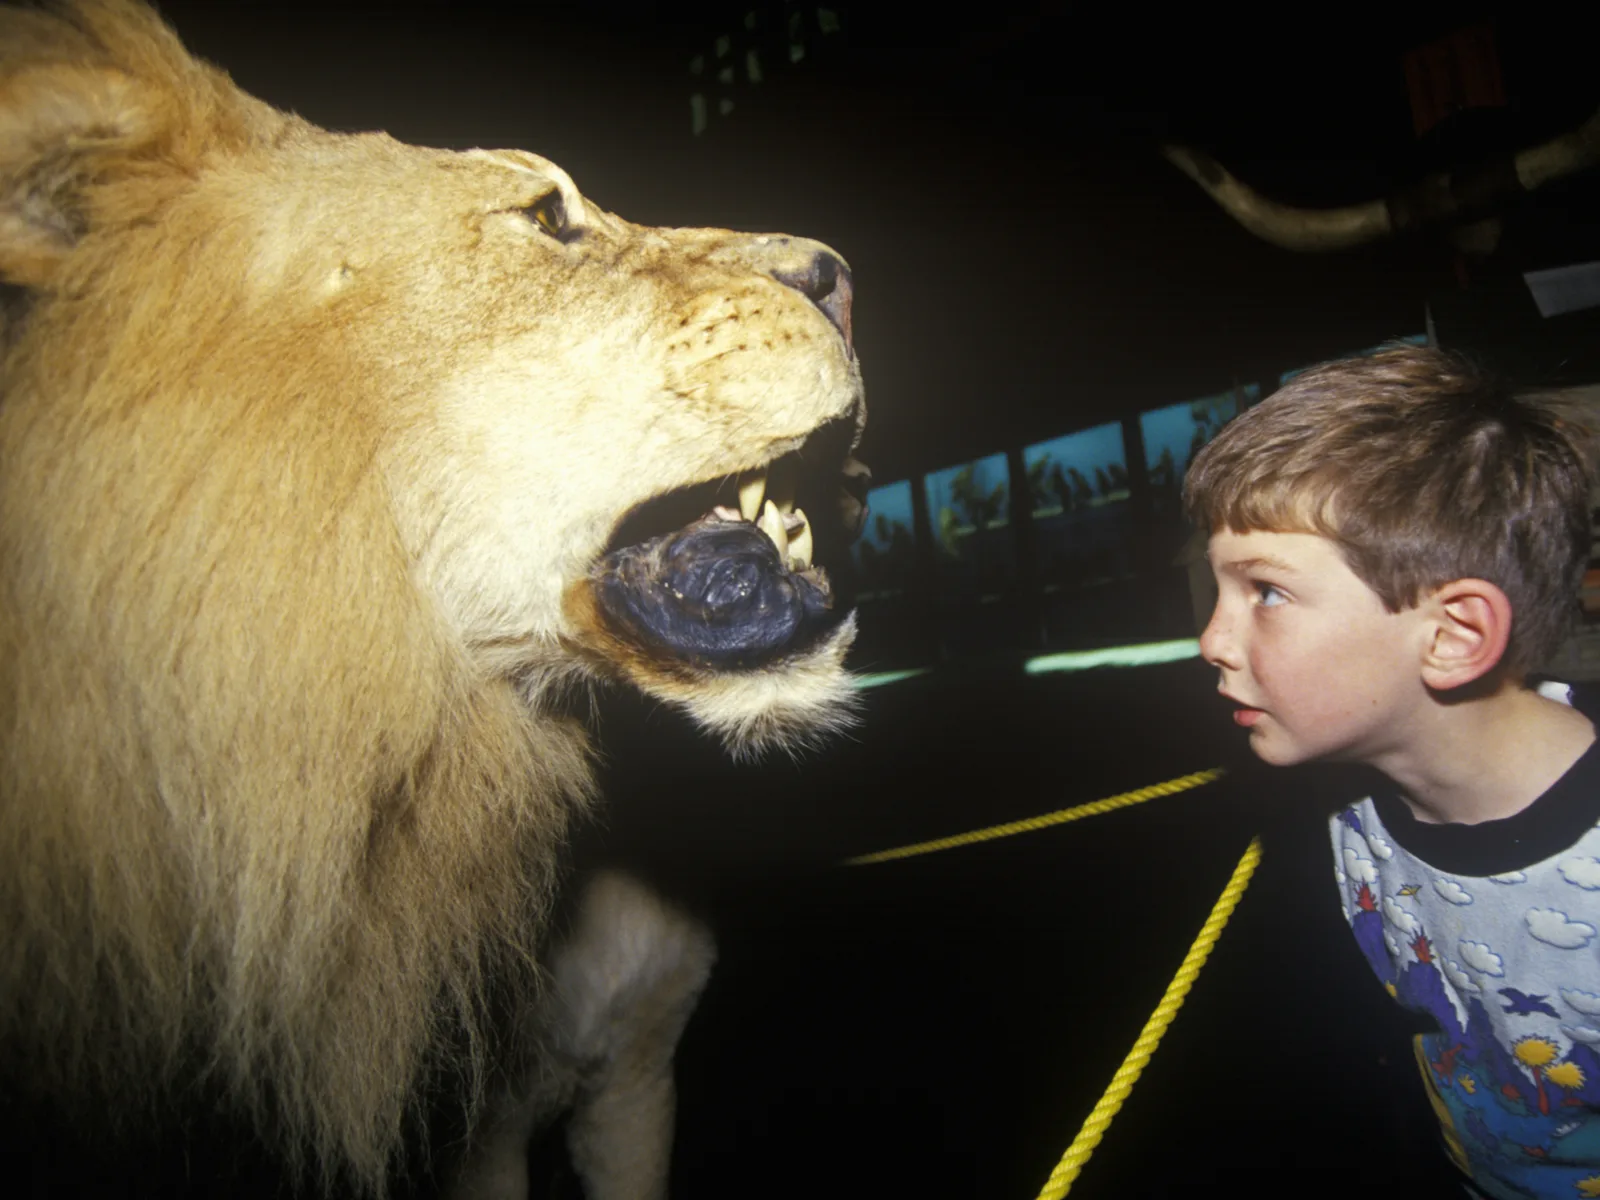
[0,1,866,1196]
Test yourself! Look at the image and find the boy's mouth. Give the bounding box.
[1221,692,1265,727]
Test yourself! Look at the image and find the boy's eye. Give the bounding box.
[1255,582,1287,607]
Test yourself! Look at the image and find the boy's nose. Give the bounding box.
[1199,604,1240,670]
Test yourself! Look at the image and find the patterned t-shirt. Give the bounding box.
[1331,684,1600,1199]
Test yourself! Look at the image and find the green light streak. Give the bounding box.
[851,668,933,690]
[850,638,1203,689]
[1023,638,1201,675]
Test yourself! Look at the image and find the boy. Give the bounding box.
[1184,344,1600,1199]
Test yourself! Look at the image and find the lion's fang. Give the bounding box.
[758,499,788,559]
[738,471,768,522]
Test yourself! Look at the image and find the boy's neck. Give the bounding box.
[1379,681,1596,826]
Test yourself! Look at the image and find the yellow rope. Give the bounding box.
[842,769,1225,866]
[1032,836,1263,1200]
[842,766,1252,1197]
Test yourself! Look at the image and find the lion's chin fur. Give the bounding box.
[666,615,863,761]
[562,583,861,762]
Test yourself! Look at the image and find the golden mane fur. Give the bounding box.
[0,1,862,1193]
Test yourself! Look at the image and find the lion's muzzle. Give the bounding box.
[771,249,853,354]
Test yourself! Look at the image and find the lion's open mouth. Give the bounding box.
[589,419,866,671]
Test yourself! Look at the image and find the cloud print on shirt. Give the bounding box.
[1527,907,1598,949]
[1434,878,1473,905]
[1459,940,1506,977]
[1561,987,1600,1016]
[1558,857,1600,890]
[1384,895,1422,937]
[1343,846,1378,886]
[1444,959,1482,994]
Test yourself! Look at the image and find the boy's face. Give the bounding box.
[1200,528,1433,768]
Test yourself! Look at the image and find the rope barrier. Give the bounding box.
[841,767,1253,1197]
[1031,836,1263,1199]
[842,768,1225,866]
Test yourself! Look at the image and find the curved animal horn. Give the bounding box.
[1164,105,1600,252]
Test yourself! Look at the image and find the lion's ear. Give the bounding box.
[0,63,161,287]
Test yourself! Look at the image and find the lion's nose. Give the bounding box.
[772,249,853,354]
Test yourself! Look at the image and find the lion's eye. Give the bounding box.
[523,191,567,239]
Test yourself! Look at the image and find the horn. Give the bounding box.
[1164,105,1600,252]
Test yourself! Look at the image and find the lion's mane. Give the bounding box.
[0,3,589,1189]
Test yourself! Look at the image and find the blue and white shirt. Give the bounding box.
[1331,684,1600,1199]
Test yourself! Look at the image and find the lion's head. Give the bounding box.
[0,0,864,1190]
[362,143,867,751]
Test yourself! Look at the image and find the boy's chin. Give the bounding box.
[1246,728,1314,768]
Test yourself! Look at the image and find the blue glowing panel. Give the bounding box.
[852,479,916,598]
[1023,422,1127,517]
[923,452,1013,593]
[1022,423,1132,586]
[924,452,1010,543]
[1279,333,1428,386]
[1142,385,1257,506]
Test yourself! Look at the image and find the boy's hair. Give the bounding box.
[1183,343,1595,672]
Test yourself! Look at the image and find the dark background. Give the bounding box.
[147,1,1600,484]
[19,3,1600,1197]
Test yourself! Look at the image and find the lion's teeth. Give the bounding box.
[789,508,813,568]
[711,504,741,522]
[768,459,796,515]
[758,499,788,558]
[739,472,768,522]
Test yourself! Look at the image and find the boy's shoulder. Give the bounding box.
[1533,677,1600,740]
[1347,680,1600,877]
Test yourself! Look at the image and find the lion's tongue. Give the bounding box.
[593,517,833,668]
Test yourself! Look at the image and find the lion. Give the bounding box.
[0,2,866,1196]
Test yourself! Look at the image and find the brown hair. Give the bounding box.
[1183,343,1595,671]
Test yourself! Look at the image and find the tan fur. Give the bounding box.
[0,1,862,1193]
[452,872,718,1200]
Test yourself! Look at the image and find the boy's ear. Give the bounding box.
[1419,578,1513,691]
